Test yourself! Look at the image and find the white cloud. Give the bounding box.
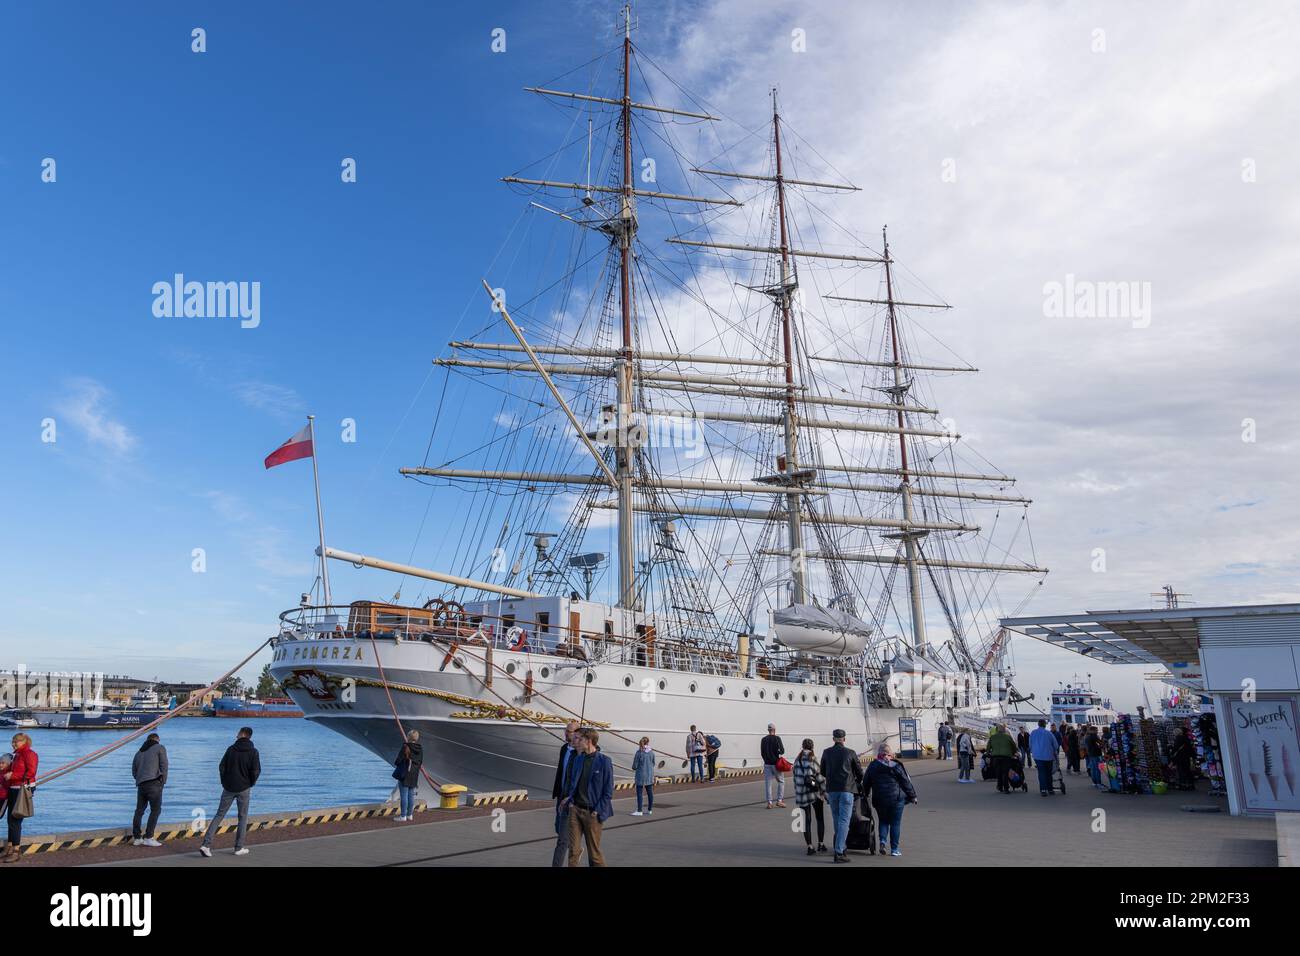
[56,377,137,455]
[230,381,305,421]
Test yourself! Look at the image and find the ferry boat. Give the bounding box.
[206,696,304,718]
[1049,676,1117,728]
[268,3,1047,796]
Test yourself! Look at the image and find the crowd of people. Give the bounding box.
[546,720,919,866]
[972,719,1116,794]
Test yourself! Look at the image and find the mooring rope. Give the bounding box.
[365,630,447,794]
[32,637,273,788]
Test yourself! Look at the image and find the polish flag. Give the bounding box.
[264,424,314,469]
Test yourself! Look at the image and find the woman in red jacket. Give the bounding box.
[3,733,38,862]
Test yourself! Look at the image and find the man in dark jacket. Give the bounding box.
[551,720,581,867]
[560,728,614,866]
[1085,726,1105,789]
[130,733,169,847]
[1065,726,1082,774]
[199,726,261,857]
[819,729,864,863]
[761,723,786,808]
[1016,728,1033,767]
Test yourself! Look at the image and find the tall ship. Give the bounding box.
[268,5,1047,796]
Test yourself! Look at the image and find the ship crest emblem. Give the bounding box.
[285,668,339,701]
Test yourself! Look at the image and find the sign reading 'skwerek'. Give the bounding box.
[1226,698,1300,812]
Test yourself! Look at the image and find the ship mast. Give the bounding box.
[881,227,929,655]
[771,90,806,605]
[615,3,638,609]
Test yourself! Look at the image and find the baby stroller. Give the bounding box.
[980,752,997,781]
[1007,755,1030,792]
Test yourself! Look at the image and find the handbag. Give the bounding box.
[12,785,35,820]
[776,756,793,773]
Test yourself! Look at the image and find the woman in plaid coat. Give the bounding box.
[792,738,828,855]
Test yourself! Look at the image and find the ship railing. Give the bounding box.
[275,604,851,688]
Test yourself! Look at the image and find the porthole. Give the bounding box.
[787,692,794,701]
[658,679,667,691]
[717,684,725,696]
[742,759,748,767]
[658,759,665,769]
[623,675,633,688]
[847,695,852,705]
[812,694,818,703]
[759,689,766,699]
[452,657,465,670]
[540,666,551,678]
[743,688,750,698]
[505,662,516,675]
[689,682,698,694]
[586,672,595,683]
[801,693,807,702]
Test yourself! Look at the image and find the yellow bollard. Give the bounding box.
[439,784,468,809]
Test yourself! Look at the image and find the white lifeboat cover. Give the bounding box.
[769,604,872,657]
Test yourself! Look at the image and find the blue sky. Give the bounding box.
[0,1,633,676]
[3,1,1298,713]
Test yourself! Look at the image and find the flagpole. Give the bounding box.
[307,415,332,607]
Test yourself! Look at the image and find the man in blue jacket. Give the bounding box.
[560,727,614,866]
[1029,719,1060,795]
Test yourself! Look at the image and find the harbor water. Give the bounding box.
[14,718,393,834]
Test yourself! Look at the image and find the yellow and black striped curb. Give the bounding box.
[17,800,428,856]
[469,789,529,806]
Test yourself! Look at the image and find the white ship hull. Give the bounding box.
[269,634,934,796]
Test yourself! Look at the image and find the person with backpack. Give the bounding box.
[631,736,655,815]
[130,732,169,847]
[862,742,918,857]
[792,738,828,856]
[819,729,863,863]
[686,725,706,782]
[704,731,721,781]
[937,722,952,760]
[199,726,261,857]
[955,727,976,783]
[392,729,423,821]
[761,723,787,808]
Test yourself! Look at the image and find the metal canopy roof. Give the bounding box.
[1000,603,1300,668]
